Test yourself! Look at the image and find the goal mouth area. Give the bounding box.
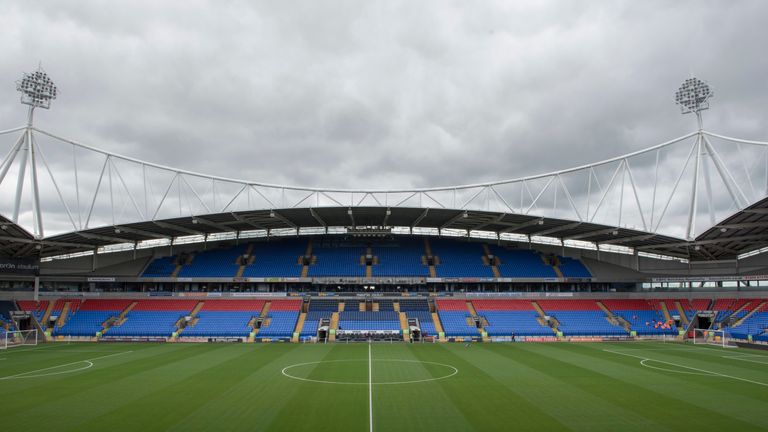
[1,329,38,350]
[690,328,738,349]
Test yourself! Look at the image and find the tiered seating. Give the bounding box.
[301,298,338,337]
[183,300,264,337]
[713,298,751,323]
[373,238,429,277]
[242,239,305,277]
[142,256,177,277]
[538,300,625,336]
[258,299,301,338]
[601,299,674,336]
[0,300,17,318]
[55,299,134,336]
[398,299,436,335]
[406,311,436,335]
[431,239,493,277]
[309,299,339,312]
[0,301,16,330]
[436,311,476,337]
[489,247,556,278]
[344,299,362,311]
[436,299,477,336]
[399,298,429,311]
[309,241,366,277]
[557,256,591,277]
[377,299,395,311]
[731,302,768,340]
[177,245,247,277]
[435,299,469,311]
[138,235,596,279]
[338,311,400,331]
[17,300,48,323]
[107,300,197,337]
[300,311,328,337]
[472,300,549,336]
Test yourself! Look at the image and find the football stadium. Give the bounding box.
[2,4,768,431]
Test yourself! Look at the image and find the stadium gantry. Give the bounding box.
[0,66,767,346]
[0,70,767,263]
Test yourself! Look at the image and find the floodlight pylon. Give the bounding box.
[6,66,59,239]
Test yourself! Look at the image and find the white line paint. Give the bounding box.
[639,359,713,376]
[281,359,458,385]
[0,350,133,380]
[368,342,373,432]
[604,349,768,387]
[722,354,768,365]
[1,343,69,354]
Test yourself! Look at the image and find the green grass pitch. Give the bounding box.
[1,341,767,431]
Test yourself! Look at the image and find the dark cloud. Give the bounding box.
[0,0,766,239]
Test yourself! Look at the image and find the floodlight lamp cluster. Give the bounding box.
[674,77,712,114]
[16,68,57,109]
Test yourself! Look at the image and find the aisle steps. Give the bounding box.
[329,312,339,342]
[291,312,307,342]
[674,301,690,326]
[235,243,255,278]
[399,312,409,341]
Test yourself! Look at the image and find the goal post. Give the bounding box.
[1,329,38,349]
[691,328,734,348]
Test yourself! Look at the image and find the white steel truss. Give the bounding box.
[1,123,766,243]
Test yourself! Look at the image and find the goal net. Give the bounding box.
[691,328,736,348]
[1,329,38,349]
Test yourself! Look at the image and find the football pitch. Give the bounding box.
[1,341,767,431]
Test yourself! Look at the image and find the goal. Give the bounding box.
[1,329,38,349]
[691,328,735,348]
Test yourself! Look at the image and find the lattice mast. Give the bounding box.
[675,76,738,240]
[0,66,58,239]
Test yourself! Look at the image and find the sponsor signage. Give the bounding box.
[87,277,116,282]
[0,258,39,275]
[651,275,768,283]
[231,292,287,297]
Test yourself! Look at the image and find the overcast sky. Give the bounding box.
[1,1,767,237]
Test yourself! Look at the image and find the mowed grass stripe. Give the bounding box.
[412,343,568,431]
[372,344,476,432]
[529,343,768,430]
[266,343,369,432]
[0,343,187,411]
[585,342,768,400]
[0,343,143,377]
[165,344,319,431]
[611,342,768,378]
[73,344,285,431]
[3,343,247,430]
[465,344,668,432]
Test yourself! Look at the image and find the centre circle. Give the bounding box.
[281,359,458,385]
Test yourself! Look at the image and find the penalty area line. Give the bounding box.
[0,350,133,380]
[603,349,768,387]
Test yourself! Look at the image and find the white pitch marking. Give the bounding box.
[639,359,713,376]
[604,349,768,387]
[0,350,133,380]
[722,354,768,365]
[0,343,70,354]
[280,359,458,385]
[368,343,373,432]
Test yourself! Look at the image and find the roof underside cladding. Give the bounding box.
[2,199,768,261]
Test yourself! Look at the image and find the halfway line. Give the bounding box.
[368,342,373,432]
